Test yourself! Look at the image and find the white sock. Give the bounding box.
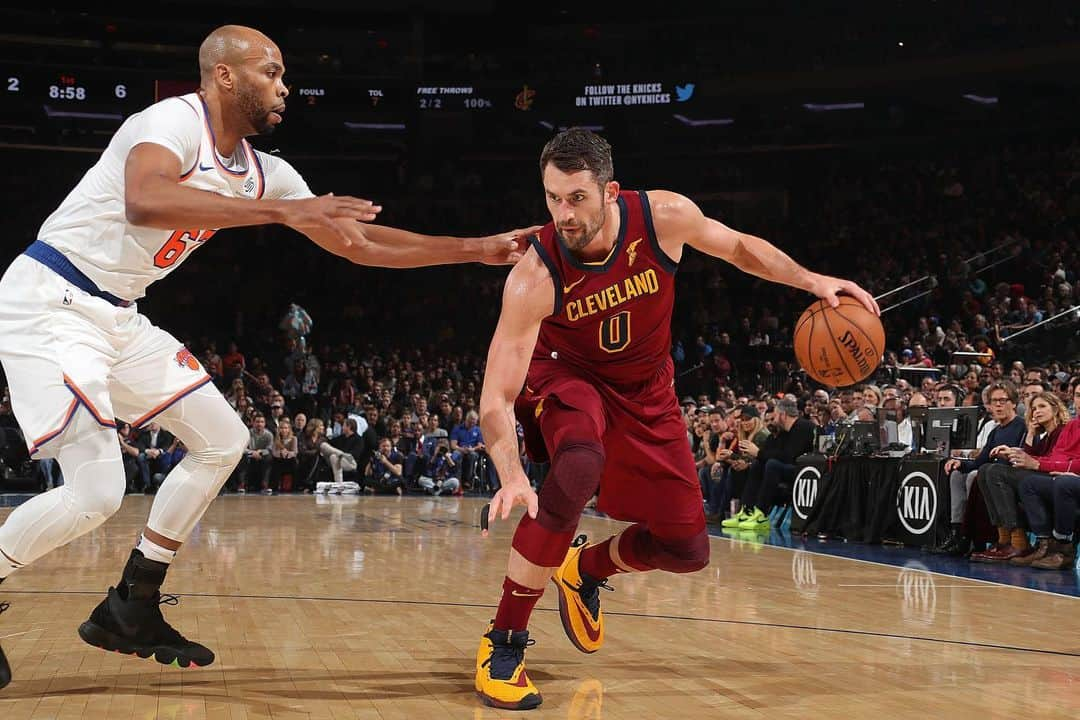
[136,534,176,565]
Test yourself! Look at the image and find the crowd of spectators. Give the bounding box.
[685,367,1080,569]
[0,23,1079,575]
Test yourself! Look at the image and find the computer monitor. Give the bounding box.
[876,405,899,447]
[924,406,980,455]
[904,404,926,452]
[851,420,880,455]
[951,406,980,450]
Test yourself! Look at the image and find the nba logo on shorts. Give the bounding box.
[175,348,201,372]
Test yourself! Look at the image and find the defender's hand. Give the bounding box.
[477,225,544,266]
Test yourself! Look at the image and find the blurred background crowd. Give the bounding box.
[0,4,1077,531]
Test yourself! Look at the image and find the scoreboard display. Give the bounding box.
[2,63,701,129]
[3,65,154,111]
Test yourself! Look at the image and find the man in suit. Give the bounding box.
[135,422,177,493]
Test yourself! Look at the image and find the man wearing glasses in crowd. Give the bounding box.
[930,381,1025,556]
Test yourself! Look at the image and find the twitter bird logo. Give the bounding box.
[675,83,695,102]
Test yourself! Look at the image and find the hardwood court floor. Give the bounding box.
[0,494,1078,719]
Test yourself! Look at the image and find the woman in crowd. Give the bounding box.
[720,405,772,526]
[1008,392,1074,567]
[297,418,326,491]
[862,385,883,412]
[269,418,299,494]
[235,395,257,428]
[224,377,250,410]
[974,391,1069,563]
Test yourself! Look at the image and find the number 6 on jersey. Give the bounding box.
[153,229,216,268]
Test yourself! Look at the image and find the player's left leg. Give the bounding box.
[553,517,709,654]
[78,319,247,667]
[553,413,709,655]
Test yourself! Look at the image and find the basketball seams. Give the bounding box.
[831,303,884,360]
[793,299,825,372]
[793,299,822,339]
[794,296,883,388]
[806,310,826,383]
[817,304,860,387]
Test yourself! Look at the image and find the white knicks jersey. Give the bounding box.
[37,92,313,301]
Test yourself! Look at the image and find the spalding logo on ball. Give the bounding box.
[793,296,885,387]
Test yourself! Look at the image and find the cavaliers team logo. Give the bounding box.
[175,348,201,372]
[627,238,643,267]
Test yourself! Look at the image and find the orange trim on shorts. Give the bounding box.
[130,375,212,429]
[28,378,117,456]
[29,398,79,456]
[63,374,116,428]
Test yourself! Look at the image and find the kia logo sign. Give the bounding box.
[896,471,937,535]
[792,466,820,520]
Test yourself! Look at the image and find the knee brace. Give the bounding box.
[654,530,711,573]
[620,524,711,574]
[536,440,604,533]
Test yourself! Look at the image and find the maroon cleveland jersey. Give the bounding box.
[529,190,678,386]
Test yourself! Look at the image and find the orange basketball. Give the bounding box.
[793,296,885,388]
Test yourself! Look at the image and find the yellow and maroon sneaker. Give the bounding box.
[475,627,542,710]
[551,535,612,654]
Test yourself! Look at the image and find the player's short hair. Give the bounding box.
[540,127,614,187]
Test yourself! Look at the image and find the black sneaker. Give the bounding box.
[77,549,213,668]
[0,580,10,689]
[78,587,214,668]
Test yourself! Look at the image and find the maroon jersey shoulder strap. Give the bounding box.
[527,230,564,317]
[634,189,678,275]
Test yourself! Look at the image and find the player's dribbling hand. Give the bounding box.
[477,225,544,265]
[486,472,539,527]
[807,272,880,316]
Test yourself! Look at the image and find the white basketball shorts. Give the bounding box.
[0,253,212,458]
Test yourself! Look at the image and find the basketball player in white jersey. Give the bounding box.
[0,25,534,688]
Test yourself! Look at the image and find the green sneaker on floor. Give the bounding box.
[737,508,771,531]
[721,509,750,529]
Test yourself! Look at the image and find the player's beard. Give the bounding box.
[236,83,276,135]
[558,206,606,252]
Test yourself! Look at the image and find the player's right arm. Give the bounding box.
[479,249,553,524]
[124,143,379,238]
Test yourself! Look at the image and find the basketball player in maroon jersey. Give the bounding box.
[473,127,878,709]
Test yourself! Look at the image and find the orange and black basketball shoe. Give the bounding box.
[552,535,613,654]
[475,625,542,710]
